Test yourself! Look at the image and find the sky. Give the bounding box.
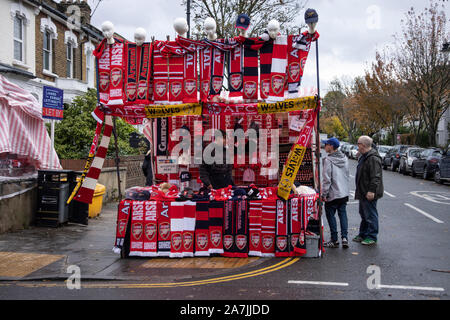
[82,0,445,95]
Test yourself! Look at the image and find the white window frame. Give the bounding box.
[86,50,91,84]
[43,29,52,73]
[13,14,25,62]
[66,42,74,78]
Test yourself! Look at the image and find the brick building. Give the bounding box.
[0,0,103,104]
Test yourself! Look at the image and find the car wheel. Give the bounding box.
[434,169,443,184]
[423,166,428,180]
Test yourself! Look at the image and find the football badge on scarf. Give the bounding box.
[159,222,170,240]
[277,237,288,251]
[244,81,257,99]
[210,230,222,248]
[202,81,210,95]
[289,62,301,81]
[261,79,270,97]
[118,219,127,236]
[111,68,123,88]
[196,233,208,250]
[171,81,182,98]
[171,233,183,251]
[251,233,261,247]
[212,76,223,94]
[144,223,157,241]
[230,74,243,91]
[99,72,110,91]
[236,235,247,250]
[137,81,148,100]
[271,75,285,95]
[183,232,193,250]
[126,82,137,101]
[184,80,197,95]
[155,81,167,98]
[262,235,274,250]
[132,223,143,240]
[224,235,233,250]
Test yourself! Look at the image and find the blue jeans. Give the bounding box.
[325,202,348,242]
[358,198,379,241]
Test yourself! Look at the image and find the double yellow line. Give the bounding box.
[13,257,299,289]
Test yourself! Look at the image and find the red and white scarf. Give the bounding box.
[267,35,287,102]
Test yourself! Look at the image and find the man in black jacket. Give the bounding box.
[199,130,234,190]
[354,135,384,245]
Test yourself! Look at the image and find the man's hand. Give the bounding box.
[207,184,213,190]
[366,192,375,201]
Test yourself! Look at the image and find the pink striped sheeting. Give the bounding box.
[0,75,61,170]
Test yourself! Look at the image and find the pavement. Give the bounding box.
[0,156,449,300]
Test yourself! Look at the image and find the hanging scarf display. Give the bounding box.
[267,35,288,102]
[259,40,274,100]
[239,36,266,101]
[227,38,243,98]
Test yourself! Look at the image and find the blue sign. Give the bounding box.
[42,86,64,120]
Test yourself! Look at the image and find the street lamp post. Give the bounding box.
[187,0,191,38]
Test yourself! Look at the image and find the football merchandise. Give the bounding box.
[268,35,288,102]
[275,199,289,257]
[142,201,158,257]
[114,199,132,254]
[261,200,276,257]
[208,200,225,254]
[129,201,145,256]
[194,201,210,256]
[182,201,196,257]
[248,200,262,256]
[170,202,184,258]
[157,201,171,256]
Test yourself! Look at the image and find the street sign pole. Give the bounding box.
[50,119,55,169]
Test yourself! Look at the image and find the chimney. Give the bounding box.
[58,0,92,25]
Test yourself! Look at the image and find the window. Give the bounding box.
[13,15,24,62]
[43,30,52,71]
[66,43,73,78]
[86,51,91,84]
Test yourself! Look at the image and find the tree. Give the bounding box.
[53,89,140,159]
[393,0,449,146]
[182,0,307,39]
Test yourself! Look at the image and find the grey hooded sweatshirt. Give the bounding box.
[322,150,350,202]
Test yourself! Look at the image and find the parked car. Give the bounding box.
[382,145,412,171]
[345,145,357,158]
[377,145,391,159]
[411,148,443,179]
[434,145,450,184]
[350,146,359,159]
[339,142,349,152]
[399,147,424,175]
[341,144,352,157]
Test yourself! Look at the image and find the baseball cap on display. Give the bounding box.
[305,8,319,24]
[236,14,250,30]
[322,137,340,149]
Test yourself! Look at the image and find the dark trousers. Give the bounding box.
[325,202,348,242]
[358,198,379,241]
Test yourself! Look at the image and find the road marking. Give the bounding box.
[410,191,450,205]
[1,258,300,289]
[384,191,396,198]
[288,280,349,287]
[404,203,444,224]
[377,284,444,292]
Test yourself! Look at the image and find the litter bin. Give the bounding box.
[36,170,76,227]
[89,183,106,218]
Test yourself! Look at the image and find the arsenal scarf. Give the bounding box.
[208,200,224,255]
[240,37,266,101]
[289,197,301,256]
[275,199,289,257]
[234,200,249,257]
[287,32,319,95]
[227,38,243,98]
[129,201,144,256]
[170,202,184,258]
[248,200,262,257]
[222,199,235,257]
[183,201,196,257]
[259,40,274,100]
[194,201,210,256]
[261,200,276,257]
[294,197,308,255]
[125,43,138,105]
[137,43,152,104]
[152,41,169,104]
[157,201,171,257]
[114,200,132,254]
[176,36,203,103]
[199,45,213,102]
[94,38,125,106]
[142,201,158,257]
[268,35,288,102]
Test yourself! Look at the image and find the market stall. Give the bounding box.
[68,9,324,259]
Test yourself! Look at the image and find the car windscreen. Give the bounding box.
[379,147,389,153]
[409,149,422,157]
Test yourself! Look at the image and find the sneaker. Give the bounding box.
[323,240,339,248]
[361,238,377,246]
[342,238,349,248]
[352,235,364,243]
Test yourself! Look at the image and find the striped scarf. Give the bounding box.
[267,35,288,102]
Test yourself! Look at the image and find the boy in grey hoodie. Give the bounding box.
[321,138,350,248]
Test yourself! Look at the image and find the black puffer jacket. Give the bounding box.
[355,148,384,200]
[199,145,233,189]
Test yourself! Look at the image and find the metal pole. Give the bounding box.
[50,119,55,169]
[112,116,122,200]
[187,0,191,38]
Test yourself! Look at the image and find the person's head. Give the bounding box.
[213,129,227,146]
[322,137,340,153]
[357,135,373,154]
